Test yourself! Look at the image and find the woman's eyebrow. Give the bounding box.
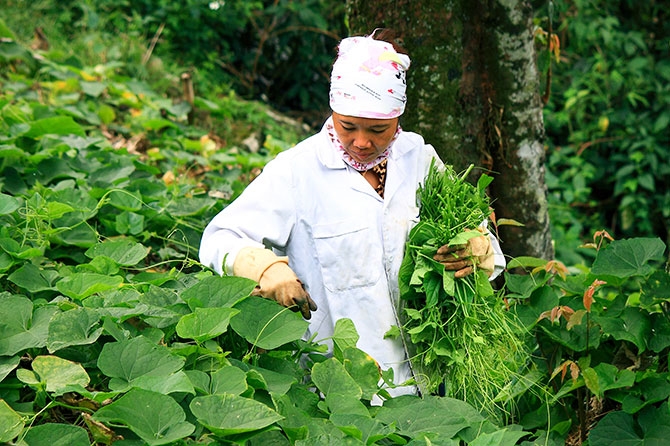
[339,119,390,130]
[369,124,391,130]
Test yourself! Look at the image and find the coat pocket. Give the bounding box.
[312,219,382,292]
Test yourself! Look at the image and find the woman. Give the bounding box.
[199,29,505,399]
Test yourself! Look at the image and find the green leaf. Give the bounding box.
[246,365,297,395]
[166,196,216,217]
[98,103,116,124]
[56,272,124,300]
[142,118,178,131]
[131,370,195,395]
[332,318,359,361]
[107,189,143,211]
[93,388,195,445]
[52,223,98,247]
[0,399,23,443]
[22,355,90,393]
[588,411,641,445]
[176,307,239,343]
[342,348,382,400]
[448,230,483,246]
[97,336,185,391]
[35,159,83,185]
[376,395,484,439]
[80,81,107,97]
[190,393,283,436]
[311,357,362,399]
[583,363,637,399]
[0,193,20,215]
[0,356,19,382]
[182,275,256,309]
[22,423,90,446]
[618,375,670,414]
[8,263,58,293]
[230,296,308,350]
[85,239,150,266]
[649,314,670,353]
[596,307,651,352]
[423,270,441,306]
[24,116,85,138]
[0,237,44,259]
[115,211,145,235]
[0,252,14,273]
[0,295,58,356]
[210,366,248,395]
[641,270,670,307]
[442,269,455,297]
[591,238,666,279]
[330,413,392,444]
[47,306,103,353]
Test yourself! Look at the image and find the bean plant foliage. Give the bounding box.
[2,14,670,446]
[0,22,522,446]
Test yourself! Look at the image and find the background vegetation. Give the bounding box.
[6,0,666,264]
[0,0,669,445]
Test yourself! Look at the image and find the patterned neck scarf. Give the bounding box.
[368,159,388,198]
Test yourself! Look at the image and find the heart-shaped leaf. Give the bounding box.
[22,423,90,446]
[230,296,308,350]
[0,399,23,443]
[176,307,239,343]
[18,355,90,393]
[93,388,194,445]
[97,336,185,390]
[47,307,103,353]
[190,393,283,436]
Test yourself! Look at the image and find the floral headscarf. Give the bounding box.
[329,32,411,119]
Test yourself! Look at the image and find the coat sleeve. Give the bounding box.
[199,158,297,275]
[486,224,506,280]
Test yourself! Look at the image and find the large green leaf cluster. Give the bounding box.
[0,27,524,445]
[536,1,670,264]
[505,236,670,444]
[2,5,670,445]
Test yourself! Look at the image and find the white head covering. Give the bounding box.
[329,32,411,119]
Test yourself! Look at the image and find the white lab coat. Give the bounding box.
[199,117,505,398]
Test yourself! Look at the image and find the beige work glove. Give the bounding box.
[433,228,495,278]
[233,247,317,319]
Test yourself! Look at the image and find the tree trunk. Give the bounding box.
[346,0,554,261]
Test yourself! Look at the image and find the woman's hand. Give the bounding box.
[233,247,317,319]
[253,262,317,319]
[433,229,495,278]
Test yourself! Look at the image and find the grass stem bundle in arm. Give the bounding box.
[398,161,528,419]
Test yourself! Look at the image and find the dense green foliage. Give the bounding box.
[0,28,526,445]
[535,0,670,264]
[4,0,667,262]
[0,0,345,118]
[1,2,670,445]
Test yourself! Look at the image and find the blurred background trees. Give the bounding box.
[1,0,668,266]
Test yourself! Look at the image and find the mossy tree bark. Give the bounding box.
[346,0,554,261]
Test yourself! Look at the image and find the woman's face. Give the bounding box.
[331,112,399,164]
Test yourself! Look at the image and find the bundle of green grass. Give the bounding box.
[398,161,528,419]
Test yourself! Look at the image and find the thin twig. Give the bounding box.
[142,22,165,66]
[576,136,624,156]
